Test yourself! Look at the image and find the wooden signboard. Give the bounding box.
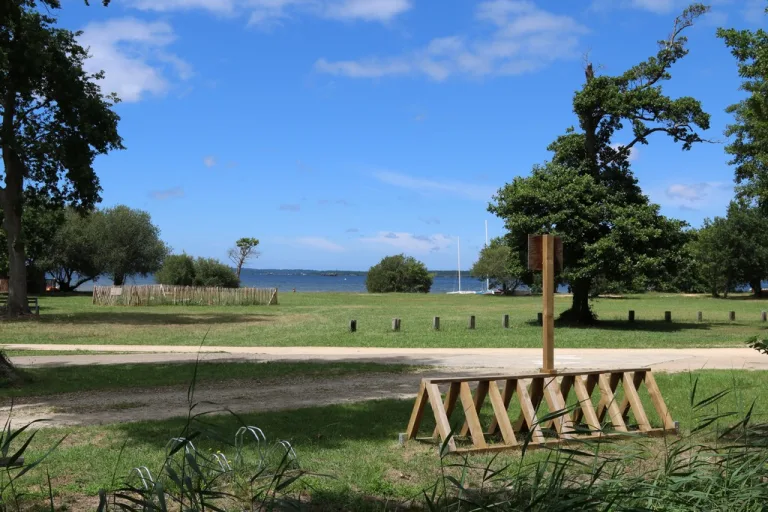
[528,235,563,271]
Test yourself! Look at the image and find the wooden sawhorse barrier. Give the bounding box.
[404,368,676,454]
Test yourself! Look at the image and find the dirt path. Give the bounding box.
[1,369,489,429]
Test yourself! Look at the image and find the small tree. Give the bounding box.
[97,206,168,286]
[155,254,196,286]
[366,254,433,293]
[470,241,525,294]
[194,257,239,288]
[228,237,259,279]
[40,209,104,291]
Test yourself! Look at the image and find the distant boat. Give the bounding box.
[447,237,478,295]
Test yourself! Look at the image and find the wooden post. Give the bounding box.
[729,311,736,322]
[664,311,671,322]
[468,315,476,329]
[762,311,767,322]
[392,318,400,331]
[349,320,357,332]
[628,310,635,322]
[697,311,703,322]
[433,316,440,330]
[542,234,555,374]
[537,312,543,325]
[503,314,510,328]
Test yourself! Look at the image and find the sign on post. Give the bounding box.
[528,234,562,374]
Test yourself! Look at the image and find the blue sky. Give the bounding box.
[56,0,765,270]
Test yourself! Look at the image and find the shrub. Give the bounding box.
[366,254,433,293]
[194,257,239,288]
[155,254,196,286]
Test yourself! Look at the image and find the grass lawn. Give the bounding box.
[0,293,766,348]
[0,361,413,399]
[7,369,768,509]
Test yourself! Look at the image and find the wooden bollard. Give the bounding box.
[537,312,543,326]
[468,315,476,329]
[433,316,440,330]
[349,319,357,332]
[392,318,401,331]
[664,311,672,322]
[697,311,703,322]
[729,311,736,322]
[503,314,509,329]
[763,311,767,322]
[628,310,635,322]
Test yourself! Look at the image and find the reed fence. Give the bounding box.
[92,285,278,306]
[0,279,7,293]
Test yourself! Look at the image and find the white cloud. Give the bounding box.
[315,1,587,80]
[127,0,410,27]
[743,0,767,24]
[150,187,185,200]
[630,0,676,13]
[610,143,640,162]
[79,18,191,102]
[295,237,345,252]
[361,232,452,254]
[203,156,217,168]
[662,182,734,210]
[373,171,496,201]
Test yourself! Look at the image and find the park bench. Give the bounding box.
[0,293,39,315]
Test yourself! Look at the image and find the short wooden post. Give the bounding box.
[762,311,767,322]
[664,311,671,323]
[729,311,736,322]
[392,318,401,331]
[468,315,476,329]
[628,310,635,322]
[433,316,440,330]
[537,312,543,326]
[503,314,510,328]
[349,319,357,332]
[697,311,703,322]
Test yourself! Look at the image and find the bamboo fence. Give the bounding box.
[92,285,278,306]
[0,279,7,293]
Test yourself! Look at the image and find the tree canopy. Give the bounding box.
[228,237,260,279]
[470,239,525,294]
[156,254,239,288]
[366,254,433,293]
[718,4,768,208]
[0,0,122,314]
[490,5,710,323]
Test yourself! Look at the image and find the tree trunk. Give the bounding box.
[1,150,28,317]
[113,273,125,286]
[750,279,763,298]
[560,278,595,324]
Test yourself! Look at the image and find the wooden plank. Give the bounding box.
[428,368,650,384]
[516,379,545,444]
[622,372,652,432]
[427,383,456,452]
[488,378,516,434]
[487,381,517,445]
[541,234,555,373]
[544,376,575,429]
[460,381,489,437]
[406,381,429,439]
[643,371,675,430]
[596,373,622,422]
[459,382,488,448]
[433,382,460,438]
[572,376,601,435]
[543,377,574,438]
[598,374,628,432]
[619,371,645,421]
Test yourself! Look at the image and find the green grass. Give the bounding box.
[0,361,412,398]
[1,292,766,348]
[9,369,768,509]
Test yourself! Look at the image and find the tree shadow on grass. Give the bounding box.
[38,311,276,325]
[525,319,712,333]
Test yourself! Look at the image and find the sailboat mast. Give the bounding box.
[457,237,461,292]
[485,221,489,292]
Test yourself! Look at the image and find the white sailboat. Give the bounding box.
[447,236,478,295]
[479,219,496,295]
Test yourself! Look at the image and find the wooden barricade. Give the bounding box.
[405,368,675,454]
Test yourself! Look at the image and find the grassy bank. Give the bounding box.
[9,370,768,509]
[1,293,766,348]
[0,361,413,399]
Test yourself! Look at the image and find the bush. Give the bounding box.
[155,254,196,286]
[366,254,433,293]
[155,255,239,288]
[194,257,239,288]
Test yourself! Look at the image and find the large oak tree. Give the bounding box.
[490,4,710,323]
[0,1,122,315]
